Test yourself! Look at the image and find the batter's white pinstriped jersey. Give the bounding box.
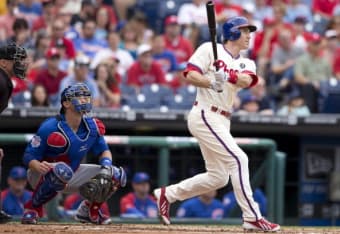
[187,42,256,111]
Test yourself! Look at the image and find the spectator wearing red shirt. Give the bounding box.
[50,19,76,59]
[34,48,67,106]
[127,44,166,88]
[313,0,338,19]
[291,16,314,50]
[313,0,339,33]
[94,57,121,108]
[252,3,293,76]
[333,47,340,79]
[163,15,194,64]
[95,0,118,28]
[32,0,56,33]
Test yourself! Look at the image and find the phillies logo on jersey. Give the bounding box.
[213,59,239,74]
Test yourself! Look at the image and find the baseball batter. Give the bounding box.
[154,16,280,232]
[21,83,126,225]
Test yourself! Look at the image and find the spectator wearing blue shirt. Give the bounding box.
[120,172,158,218]
[151,35,178,74]
[1,166,32,216]
[59,55,100,107]
[19,0,43,15]
[285,0,313,24]
[73,19,107,60]
[176,190,224,219]
[223,188,267,217]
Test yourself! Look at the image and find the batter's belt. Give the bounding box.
[194,101,231,119]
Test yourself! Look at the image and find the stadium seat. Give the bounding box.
[167,94,194,110]
[319,79,340,113]
[120,84,137,105]
[177,85,196,101]
[140,84,173,105]
[321,93,340,113]
[127,93,161,109]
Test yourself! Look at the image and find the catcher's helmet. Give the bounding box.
[0,43,28,79]
[222,16,257,41]
[60,83,92,114]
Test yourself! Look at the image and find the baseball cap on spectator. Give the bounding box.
[165,15,179,26]
[132,172,150,184]
[325,29,338,39]
[75,55,91,66]
[137,44,152,56]
[242,3,255,14]
[9,166,27,180]
[307,33,322,44]
[46,47,60,59]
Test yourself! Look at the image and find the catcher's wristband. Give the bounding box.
[99,157,112,167]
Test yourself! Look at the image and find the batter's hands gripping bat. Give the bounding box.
[206,1,218,70]
[206,1,223,93]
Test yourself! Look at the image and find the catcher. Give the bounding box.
[21,83,126,225]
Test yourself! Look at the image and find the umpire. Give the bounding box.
[0,43,28,223]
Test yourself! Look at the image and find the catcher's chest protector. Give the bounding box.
[57,117,99,170]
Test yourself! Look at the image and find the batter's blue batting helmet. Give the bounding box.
[222,16,257,41]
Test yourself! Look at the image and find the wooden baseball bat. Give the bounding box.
[206,1,222,93]
[206,1,218,70]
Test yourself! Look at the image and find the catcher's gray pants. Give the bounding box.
[28,164,102,194]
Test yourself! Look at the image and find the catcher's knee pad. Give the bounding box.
[53,162,73,184]
[45,162,73,191]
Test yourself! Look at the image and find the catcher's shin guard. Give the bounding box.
[25,162,73,215]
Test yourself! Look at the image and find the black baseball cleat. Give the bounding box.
[0,210,12,224]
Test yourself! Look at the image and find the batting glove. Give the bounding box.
[210,69,225,92]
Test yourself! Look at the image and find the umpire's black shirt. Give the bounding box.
[0,68,13,113]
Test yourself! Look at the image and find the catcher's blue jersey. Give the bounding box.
[23,115,109,171]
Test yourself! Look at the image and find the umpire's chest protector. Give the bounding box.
[57,117,99,170]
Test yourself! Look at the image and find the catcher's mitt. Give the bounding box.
[79,166,114,203]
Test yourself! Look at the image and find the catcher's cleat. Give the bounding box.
[0,210,12,223]
[243,218,280,232]
[154,187,170,225]
[21,210,39,224]
[75,200,112,225]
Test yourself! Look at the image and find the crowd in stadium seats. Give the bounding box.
[2,0,340,114]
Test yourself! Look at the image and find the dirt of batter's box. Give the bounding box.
[0,223,340,234]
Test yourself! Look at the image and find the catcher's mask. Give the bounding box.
[0,43,28,79]
[60,83,92,114]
